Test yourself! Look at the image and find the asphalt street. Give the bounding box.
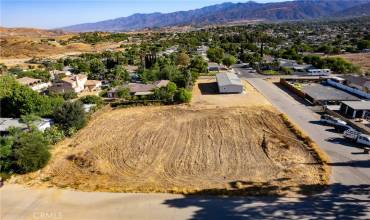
[234,67,370,185]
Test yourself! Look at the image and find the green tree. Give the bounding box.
[207,48,224,64]
[222,55,237,68]
[357,40,370,50]
[0,136,14,172]
[13,129,50,173]
[53,101,87,132]
[153,82,177,103]
[108,65,130,85]
[0,76,64,117]
[89,58,105,79]
[20,114,41,130]
[190,56,208,74]
[117,87,131,99]
[16,69,51,82]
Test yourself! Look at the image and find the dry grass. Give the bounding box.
[333,53,370,73]
[0,27,123,62]
[15,105,328,196]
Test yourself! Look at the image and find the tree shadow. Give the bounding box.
[198,82,219,95]
[162,183,370,220]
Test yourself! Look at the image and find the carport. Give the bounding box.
[340,101,370,119]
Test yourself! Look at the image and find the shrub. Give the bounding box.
[44,126,65,145]
[80,95,103,106]
[62,91,78,100]
[53,101,87,133]
[175,88,192,103]
[13,129,50,173]
[280,66,293,75]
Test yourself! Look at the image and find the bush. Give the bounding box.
[80,95,103,106]
[175,88,192,103]
[13,129,50,173]
[44,126,65,145]
[62,91,78,100]
[53,101,87,133]
[280,66,293,75]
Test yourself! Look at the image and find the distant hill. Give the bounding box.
[333,2,370,17]
[0,27,64,38]
[61,0,370,32]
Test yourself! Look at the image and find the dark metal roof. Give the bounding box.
[302,84,360,101]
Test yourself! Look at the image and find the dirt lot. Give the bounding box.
[191,76,271,108]
[13,79,328,195]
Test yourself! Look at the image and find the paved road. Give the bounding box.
[1,69,369,220]
[235,67,370,185]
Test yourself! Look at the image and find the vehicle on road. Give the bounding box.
[343,129,370,147]
[333,123,353,133]
[320,114,347,126]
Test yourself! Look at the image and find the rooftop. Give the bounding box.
[341,101,370,110]
[0,118,26,132]
[216,72,243,87]
[17,77,41,85]
[341,75,370,87]
[301,83,360,102]
[127,83,156,93]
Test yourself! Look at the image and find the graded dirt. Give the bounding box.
[14,79,328,195]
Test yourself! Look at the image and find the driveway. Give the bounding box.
[1,69,369,220]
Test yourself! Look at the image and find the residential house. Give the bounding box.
[0,118,53,135]
[85,80,102,91]
[208,62,227,72]
[49,74,87,93]
[107,80,170,98]
[50,69,72,80]
[17,77,50,92]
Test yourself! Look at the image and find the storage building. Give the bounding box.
[216,72,243,94]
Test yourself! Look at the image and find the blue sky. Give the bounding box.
[1,0,285,29]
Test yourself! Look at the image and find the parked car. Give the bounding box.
[334,124,353,133]
[343,129,370,147]
[320,114,347,127]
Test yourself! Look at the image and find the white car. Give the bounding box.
[320,114,347,126]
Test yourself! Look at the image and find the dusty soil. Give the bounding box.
[0,27,123,65]
[191,76,271,108]
[16,107,326,195]
[333,53,370,73]
[13,80,327,195]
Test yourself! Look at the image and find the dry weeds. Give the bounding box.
[16,105,328,195]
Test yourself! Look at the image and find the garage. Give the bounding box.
[216,72,243,94]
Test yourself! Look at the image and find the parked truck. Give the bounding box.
[343,129,370,147]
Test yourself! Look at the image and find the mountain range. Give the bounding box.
[61,0,370,32]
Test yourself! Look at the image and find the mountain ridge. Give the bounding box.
[61,0,370,32]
